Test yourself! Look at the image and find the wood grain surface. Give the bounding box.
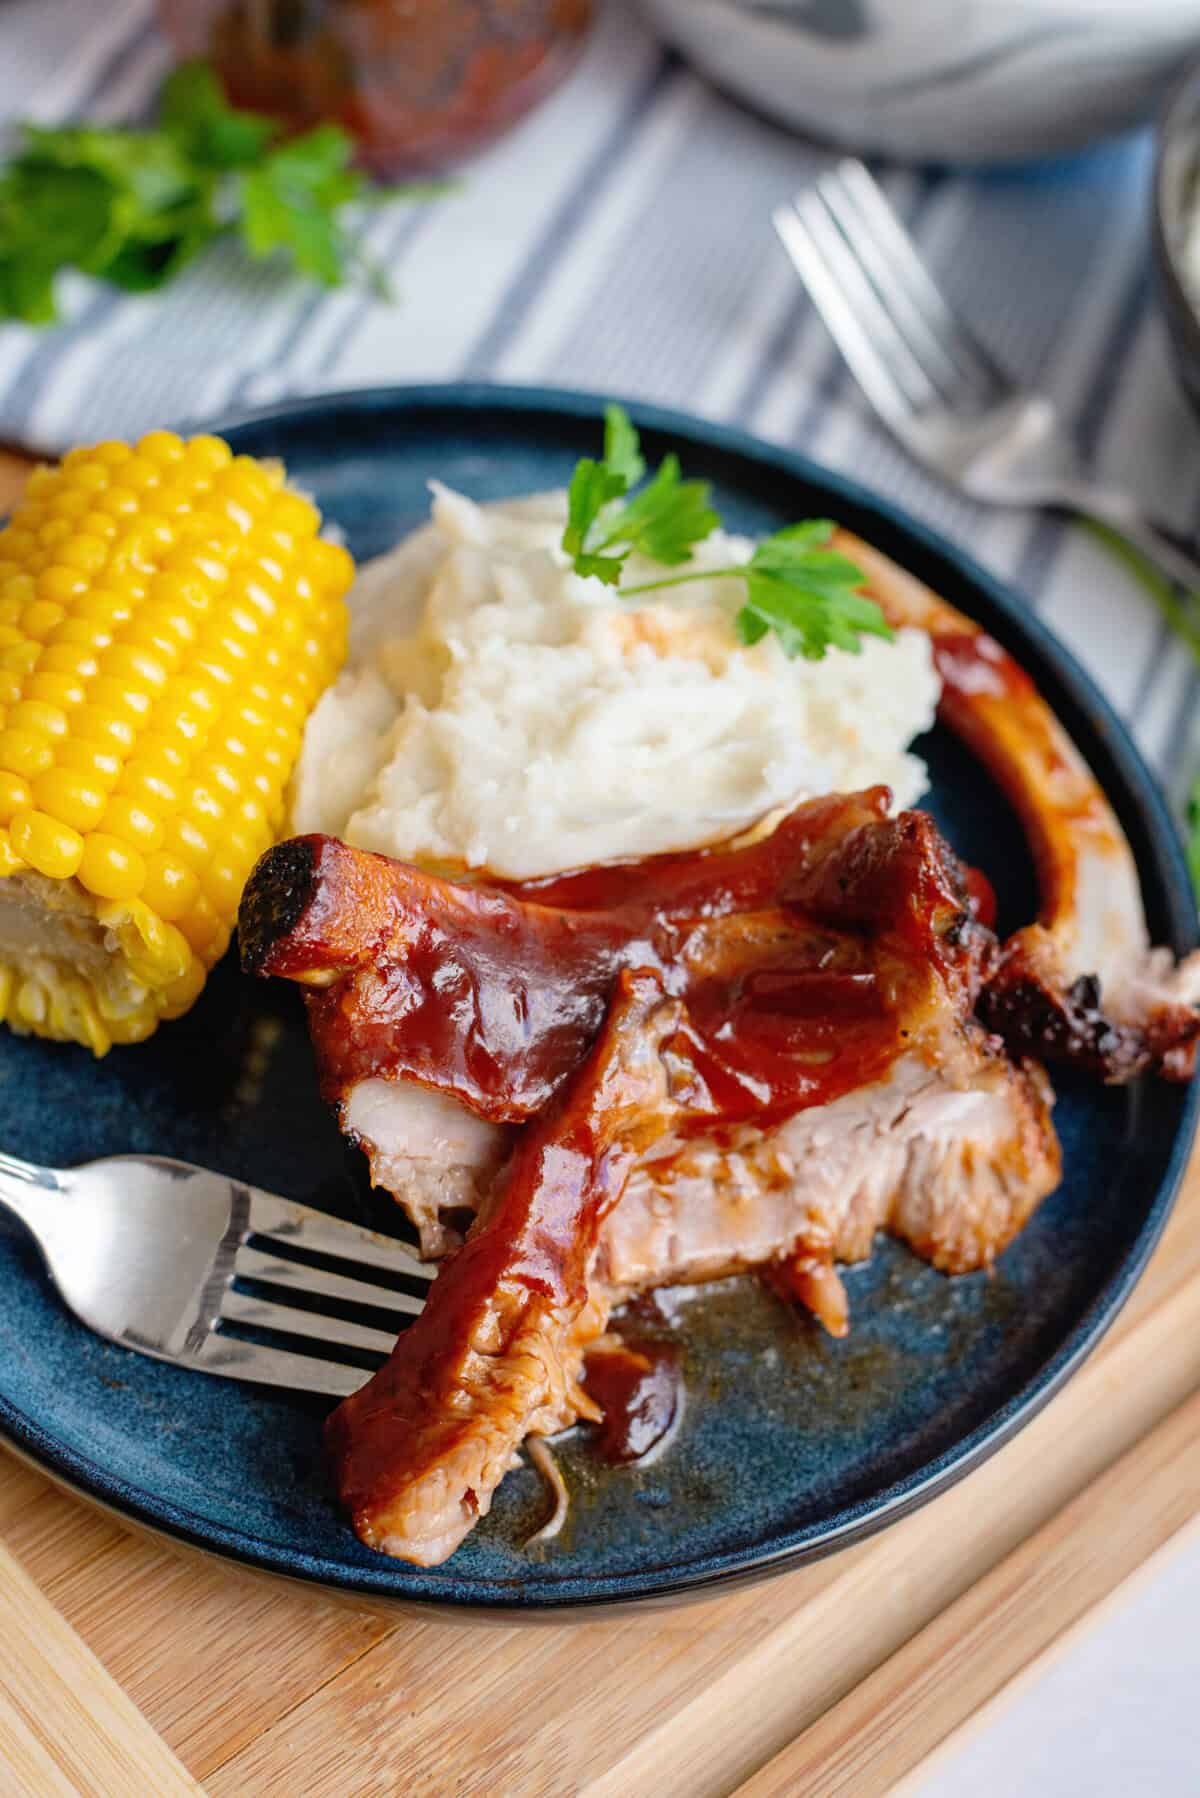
[0,1534,201,1796]
[0,443,1198,1792]
[2,1141,1198,1797]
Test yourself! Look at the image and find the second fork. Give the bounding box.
[774,159,1200,593]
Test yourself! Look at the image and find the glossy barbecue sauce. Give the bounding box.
[290,790,982,1142]
[584,1339,683,1465]
[930,629,1034,704]
[262,799,986,1498]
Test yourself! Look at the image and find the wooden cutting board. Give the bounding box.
[2,440,1199,1793]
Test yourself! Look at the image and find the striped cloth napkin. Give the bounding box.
[2,0,1198,816]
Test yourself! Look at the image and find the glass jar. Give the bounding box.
[158,0,594,175]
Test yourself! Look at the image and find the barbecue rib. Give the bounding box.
[839,529,1200,1079]
[242,792,1060,1562]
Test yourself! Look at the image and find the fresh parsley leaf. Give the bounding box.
[160,60,276,170]
[602,401,645,490]
[562,408,890,660]
[561,404,718,585]
[603,454,719,567]
[736,525,893,661]
[563,458,628,583]
[240,125,364,285]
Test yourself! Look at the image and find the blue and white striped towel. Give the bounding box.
[2,0,1198,813]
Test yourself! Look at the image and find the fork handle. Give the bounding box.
[0,1151,62,1230]
[1065,489,1200,594]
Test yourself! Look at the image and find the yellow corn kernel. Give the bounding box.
[105,1009,159,1046]
[116,759,179,812]
[57,534,111,577]
[137,430,185,465]
[37,566,90,606]
[77,833,146,900]
[0,430,351,1052]
[117,457,166,496]
[0,773,30,823]
[0,574,36,607]
[99,794,163,853]
[0,729,54,779]
[26,673,85,713]
[10,809,84,879]
[101,644,169,692]
[40,642,98,678]
[140,851,199,922]
[88,676,153,723]
[55,741,121,786]
[0,528,39,564]
[307,537,354,595]
[176,892,222,958]
[131,733,190,777]
[21,599,66,641]
[95,487,139,520]
[33,767,108,833]
[9,699,69,741]
[99,900,191,988]
[72,705,136,753]
[159,956,207,1019]
[162,812,210,868]
[185,435,233,477]
[1,642,39,677]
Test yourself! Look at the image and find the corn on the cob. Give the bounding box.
[0,430,352,1055]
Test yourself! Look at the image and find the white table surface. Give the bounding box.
[908,1520,1200,1796]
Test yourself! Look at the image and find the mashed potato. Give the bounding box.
[290,484,941,880]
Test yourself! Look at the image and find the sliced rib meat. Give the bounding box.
[243,797,1062,1562]
[326,971,675,1566]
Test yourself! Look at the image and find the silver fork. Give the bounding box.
[773,158,1200,591]
[0,1149,434,1397]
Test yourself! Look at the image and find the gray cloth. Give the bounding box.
[1,0,1197,800]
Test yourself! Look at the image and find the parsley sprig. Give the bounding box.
[562,405,893,661]
[0,62,442,325]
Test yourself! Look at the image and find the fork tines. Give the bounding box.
[209,1186,436,1391]
[773,159,1006,424]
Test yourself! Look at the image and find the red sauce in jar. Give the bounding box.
[160,0,594,174]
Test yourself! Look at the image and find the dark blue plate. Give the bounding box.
[0,385,1195,1612]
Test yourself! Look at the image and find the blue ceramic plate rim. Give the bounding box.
[0,381,1195,1613]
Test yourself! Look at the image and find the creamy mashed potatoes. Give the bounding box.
[290,484,940,880]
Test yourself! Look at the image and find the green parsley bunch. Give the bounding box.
[0,62,439,325]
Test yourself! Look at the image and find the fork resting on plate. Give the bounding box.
[0,1149,432,1397]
